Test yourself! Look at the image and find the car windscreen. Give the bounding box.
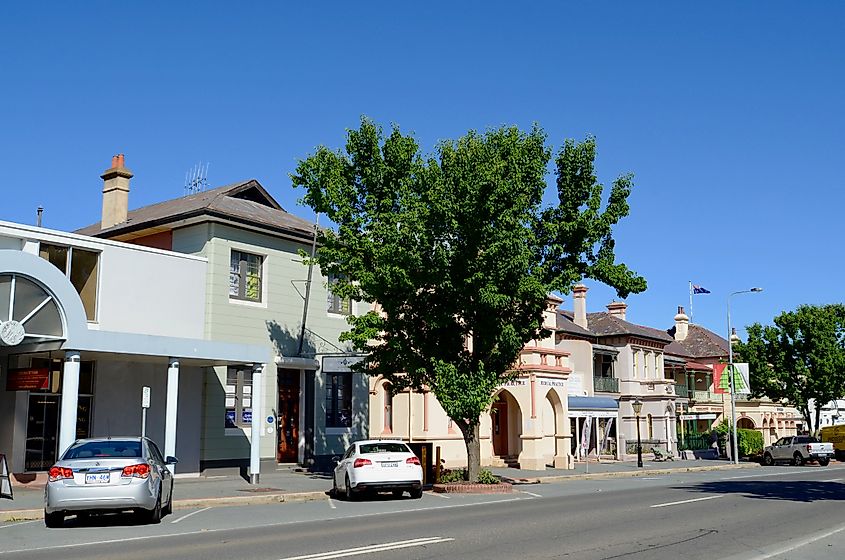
[358,443,410,454]
[63,441,142,459]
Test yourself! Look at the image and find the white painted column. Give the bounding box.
[58,351,81,458]
[164,358,180,473]
[250,363,264,484]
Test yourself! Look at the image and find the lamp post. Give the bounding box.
[632,398,643,468]
[727,287,763,464]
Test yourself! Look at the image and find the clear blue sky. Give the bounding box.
[1,2,842,338]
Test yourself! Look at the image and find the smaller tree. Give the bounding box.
[735,304,845,433]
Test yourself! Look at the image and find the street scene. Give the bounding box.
[2,2,844,559]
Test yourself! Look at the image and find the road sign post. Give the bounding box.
[141,386,151,438]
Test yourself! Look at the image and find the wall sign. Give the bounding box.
[322,355,364,373]
[6,367,50,391]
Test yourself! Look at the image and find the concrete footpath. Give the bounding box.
[0,459,758,522]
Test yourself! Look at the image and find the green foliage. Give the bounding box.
[738,429,764,456]
[439,468,467,483]
[475,469,500,484]
[291,117,646,479]
[735,304,845,431]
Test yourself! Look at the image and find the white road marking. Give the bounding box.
[822,478,842,482]
[170,507,211,524]
[328,498,337,509]
[278,537,454,560]
[0,496,524,555]
[726,466,845,480]
[641,477,664,480]
[728,522,845,560]
[0,520,39,529]
[650,495,724,508]
[520,490,542,498]
[427,492,450,498]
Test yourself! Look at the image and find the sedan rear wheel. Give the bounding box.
[162,486,174,516]
[141,493,162,524]
[345,475,357,501]
[44,510,64,528]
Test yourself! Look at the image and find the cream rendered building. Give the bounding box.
[369,295,575,472]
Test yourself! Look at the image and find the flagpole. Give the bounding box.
[689,281,693,324]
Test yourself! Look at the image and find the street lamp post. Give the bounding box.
[727,287,763,464]
[632,398,643,468]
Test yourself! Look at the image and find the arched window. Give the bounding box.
[647,414,654,439]
[383,382,393,433]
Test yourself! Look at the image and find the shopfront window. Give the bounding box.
[225,367,253,428]
[326,372,352,428]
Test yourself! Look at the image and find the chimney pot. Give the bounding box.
[572,283,588,329]
[606,301,627,321]
[111,155,119,168]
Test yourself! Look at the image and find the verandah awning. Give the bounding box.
[568,396,619,410]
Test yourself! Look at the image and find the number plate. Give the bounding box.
[381,462,398,468]
[85,473,110,484]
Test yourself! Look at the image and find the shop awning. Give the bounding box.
[569,396,619,410]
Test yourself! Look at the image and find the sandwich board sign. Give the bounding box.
[1,453,12,500]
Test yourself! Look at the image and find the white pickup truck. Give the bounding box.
[762,435,835,466]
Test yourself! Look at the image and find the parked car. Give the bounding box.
[44,437,177,527]
[762,435,834,466]
[332,440,423,500]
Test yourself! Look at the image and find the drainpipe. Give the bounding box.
[297,214,319,356]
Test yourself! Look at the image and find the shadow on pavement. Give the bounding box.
[680,480,845,503]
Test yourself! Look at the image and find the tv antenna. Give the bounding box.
[184,162,210,196]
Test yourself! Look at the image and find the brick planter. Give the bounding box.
[432,482,513,494]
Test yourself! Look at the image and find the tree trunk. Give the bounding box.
[801,406,812,434]
[457,420,481,482]
[814,406,822,437]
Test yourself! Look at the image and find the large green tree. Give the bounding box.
[292,118,645,480]
[736,304,845,433]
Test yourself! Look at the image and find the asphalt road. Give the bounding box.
[2,465,844,559]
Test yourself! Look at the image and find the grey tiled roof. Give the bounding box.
[587,312,674,343]
[556,310,594,337]
[664,324,729,359]
[75,180,315,240]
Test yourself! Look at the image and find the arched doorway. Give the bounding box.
[544,390,565,466]
[490,390,522,462]
[737,417,755,430]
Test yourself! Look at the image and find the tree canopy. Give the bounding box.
[736,304,845,432]
[291,118,646,479]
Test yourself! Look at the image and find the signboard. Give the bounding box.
[322,355,365,373]
[0,453,11,500]
[6,367,49,391]
[680,413,718,421]
[581,416,593,452]
[242,409,252,424]
[141,386,151,409]
[598,418,614,455]
[567,373,585,396]
[713,363,750,395]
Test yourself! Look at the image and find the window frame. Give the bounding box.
[225,367,253,429]
[327,273,352,315]
[38,242,100,321]
[325,372,353,429]
[229,249,264,303]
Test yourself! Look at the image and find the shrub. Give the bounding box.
[476,469,500,484]
[439,468,467,483]
[738,428,764,456]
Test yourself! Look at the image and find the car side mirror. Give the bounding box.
[165,456,179,465]
[331,456,340,465]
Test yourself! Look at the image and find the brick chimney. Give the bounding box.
[100,153,132,229]
[606,301,627,321]
[674,305,689,341]
[572,284,588,329]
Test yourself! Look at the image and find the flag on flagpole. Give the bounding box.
[692,284,710,294]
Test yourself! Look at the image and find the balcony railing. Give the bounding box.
[693,390,719,402]
[674,384,690,398]
[593,376,619,393]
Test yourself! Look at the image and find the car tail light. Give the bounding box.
[353,458,372,468]
[48,466,73,482]
[406,456,421,465]
[121,463,151,478]
[807,445,812,453]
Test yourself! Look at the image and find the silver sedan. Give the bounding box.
[44,437,177,527]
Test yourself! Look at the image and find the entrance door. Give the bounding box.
[491,401,508,456]
[277,369,300,463]
[25,394,60,471]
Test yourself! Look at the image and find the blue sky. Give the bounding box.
[1,2,842,338]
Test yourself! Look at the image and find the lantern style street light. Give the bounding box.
[727,287,763,464]
[632,398,643,468]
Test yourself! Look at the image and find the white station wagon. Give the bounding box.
[332,440,423,500]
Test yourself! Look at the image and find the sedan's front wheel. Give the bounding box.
[44,510,64,528]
